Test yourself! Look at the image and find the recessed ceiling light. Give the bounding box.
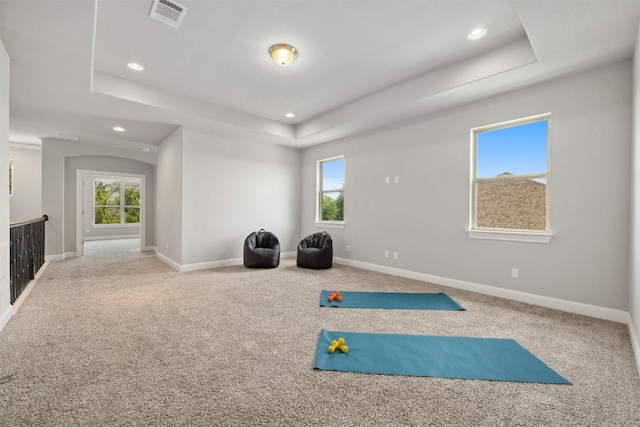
[142,148,150,152]
[467,27,487,40]
[127,62,144,71]
[285,113,295,118]
[113,126,125,132]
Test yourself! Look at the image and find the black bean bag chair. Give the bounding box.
[297,231,333,269]
[244,229,280,268]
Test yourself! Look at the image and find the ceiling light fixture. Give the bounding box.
[269,44,298,66]
[467,27,487,40]
[285,113,295,118]
[127,62,145,71]
[113,126,125,132]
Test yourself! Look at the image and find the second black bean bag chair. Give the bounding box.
[297,231,333,269]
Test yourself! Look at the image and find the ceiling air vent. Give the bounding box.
[149,0,188,29]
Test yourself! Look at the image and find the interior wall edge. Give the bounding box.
[628,316,640,375]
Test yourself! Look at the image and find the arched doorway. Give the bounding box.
[75,169,146,257]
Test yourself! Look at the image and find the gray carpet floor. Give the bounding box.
[0,239,639,426]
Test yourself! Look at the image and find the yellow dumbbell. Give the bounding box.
[328,337,349,353]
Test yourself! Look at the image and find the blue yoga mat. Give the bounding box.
[314,329,570,384]
[320,290,465,310]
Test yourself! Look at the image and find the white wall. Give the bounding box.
[179,128,301,267]
[42,138,156,259]
[302,60,632,312]
[8,144,42,223]
[156,127,183,265]
[629,25,640,369]
[0,38,10,332]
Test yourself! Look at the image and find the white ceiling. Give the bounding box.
[1,0,639,151]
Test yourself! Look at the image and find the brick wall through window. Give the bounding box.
[476,175,546,231]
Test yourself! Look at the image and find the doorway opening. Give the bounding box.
[76,170,146,258]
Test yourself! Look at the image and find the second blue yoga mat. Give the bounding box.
[320,290,465,310]
[314,329,571,384]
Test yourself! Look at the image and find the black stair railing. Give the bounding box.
[9,215,47,304]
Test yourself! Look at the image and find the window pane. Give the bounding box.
[95,179,120,206]
[322,158,344,191]
[477,120,548,178]
[124,207,140,224]
[95,207,121,224]
[124,181,141,206]
[476,178,546,231]
[322,191,344,221]
[319,157,345,223]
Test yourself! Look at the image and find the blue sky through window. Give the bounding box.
[476,120,548,178]
[322,158,344,191]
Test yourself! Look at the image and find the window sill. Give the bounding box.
[316,221,345,229]
[466,229,553,243]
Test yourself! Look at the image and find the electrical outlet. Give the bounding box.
[165,243,169,251]
[346,245,350,252]
[394,251,398,259]
[385,250,389,258]
[511,268,519,278]
[394,176,399,184]
[385,176,390,184]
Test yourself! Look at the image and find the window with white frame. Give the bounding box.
[471,114,550,234]
[94,178,141,225]
[317,156,344,223]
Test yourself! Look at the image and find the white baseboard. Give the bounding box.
[64,252,77,259]
[156,252,182,271]
[283,251,296,258]
[45,254,64,261]
[628,316,640,374]
[180,257,244,272]
[0,304,12,333]
[142,246,156,252]
[159,251,297,273]
[83,235,140,241]
[334,257,628,324]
